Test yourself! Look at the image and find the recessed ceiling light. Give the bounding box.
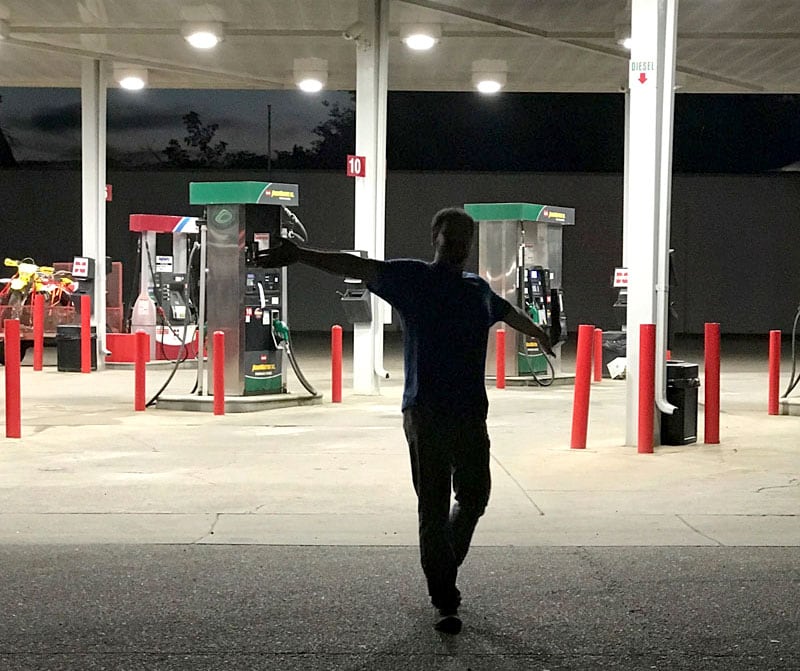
[400,24,441,51]
[472,60,507,94]
[182,22,223,49]
[114,65,148,90]
[114,63,147,91]
[119,76,146,90]
[297,78,324,93]
[293,58,328,93]
[475,79,502,94]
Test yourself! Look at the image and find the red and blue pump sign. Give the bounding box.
[129,214,199,234]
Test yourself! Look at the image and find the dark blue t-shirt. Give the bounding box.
[367,259,510,417]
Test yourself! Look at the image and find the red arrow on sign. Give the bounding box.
[638,72,647,84]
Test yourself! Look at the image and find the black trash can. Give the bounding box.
[661,361,700,445]
[56,324,97,372]
[601,331,627,378]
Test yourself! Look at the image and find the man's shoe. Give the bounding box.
[434,609,462,635]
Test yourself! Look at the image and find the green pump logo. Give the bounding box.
[213,208,235,228]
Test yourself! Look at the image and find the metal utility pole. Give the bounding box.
[267,103,272,174]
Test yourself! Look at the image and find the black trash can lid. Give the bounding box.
[666,361,699,379]
[56,324,97,337]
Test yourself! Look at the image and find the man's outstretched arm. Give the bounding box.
[501,303,555,356]
[257,238,382,284]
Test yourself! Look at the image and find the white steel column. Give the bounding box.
[81,58,107,368]
[624,0,679,444]
[353,0,389,394]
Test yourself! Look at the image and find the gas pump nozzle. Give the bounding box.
[548,288,562,346]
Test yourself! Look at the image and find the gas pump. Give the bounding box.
[466,201,575,383]
[129,214,200,359]
[188,181,316,397]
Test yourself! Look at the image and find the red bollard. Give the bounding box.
[496,328,506,389]
[638,323,656,454]
[593,328,603,382]
[331,324,342,403]
[80,294,91,373]
[704,322,720,444]
[768,330,781,416]
[4,318,22,438]
[134,330,147,411]
[570,324,595,449]
[33,293,45,371]
[213,330,225,415]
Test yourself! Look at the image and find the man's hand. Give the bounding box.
[538,332,555,357]
[255,237,300,268]
[502,304,556,356]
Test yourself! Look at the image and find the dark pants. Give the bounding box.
[402,407,491,611]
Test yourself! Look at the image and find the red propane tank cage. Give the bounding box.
[0,261,124,346]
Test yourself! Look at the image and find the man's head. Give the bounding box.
[431,207,476,265]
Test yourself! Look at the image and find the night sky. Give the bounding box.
[0,87,798,173]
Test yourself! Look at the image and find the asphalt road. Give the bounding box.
[1,545,798,670]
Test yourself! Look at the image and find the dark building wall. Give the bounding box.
[1,168,797,334]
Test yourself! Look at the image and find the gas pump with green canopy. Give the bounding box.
[464,202,574,380]
[189,181,299,396]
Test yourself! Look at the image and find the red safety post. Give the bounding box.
[704,322,720,444]
[496,328,506,389]
[593,328,603,382]
[570,324,595,449]
[33,292,45,371]
[80,294,91,373]
[331,324,343,403]
[134,330,147,411]
[4,319,22,438]
[213,330,225,416]
[768,329,781,416]
[638,323,656,454]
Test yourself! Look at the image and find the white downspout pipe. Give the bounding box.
[655,0,679,416]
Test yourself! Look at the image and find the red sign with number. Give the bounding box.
[346,155,366,177]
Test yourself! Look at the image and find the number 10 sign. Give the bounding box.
[346,155,366,178]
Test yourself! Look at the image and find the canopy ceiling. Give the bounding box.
[0,0,798,93]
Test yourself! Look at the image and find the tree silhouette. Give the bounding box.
[162,111,228,167]
[273,96,355,169]
[160,98,356,169]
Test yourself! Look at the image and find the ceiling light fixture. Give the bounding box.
[114,64,148,91]
[615,22,632,49]
[471,59,507,94]
[614,5,631,50]
[182,21,223,49]
[400,24,441,51]
[293,57,328,93]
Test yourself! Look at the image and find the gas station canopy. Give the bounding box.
[1,0,799,93]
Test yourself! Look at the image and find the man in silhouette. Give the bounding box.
[258,207,553,634]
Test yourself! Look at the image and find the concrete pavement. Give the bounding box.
[0,334,798,669]
[1,335,797,547]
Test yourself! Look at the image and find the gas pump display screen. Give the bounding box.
[528,269,543,295]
